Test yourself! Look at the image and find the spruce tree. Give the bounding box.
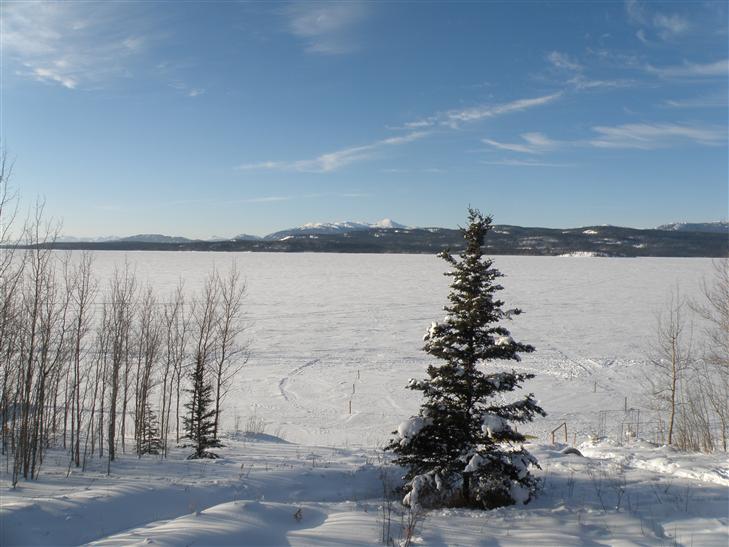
[140,402,162,456]
[183,355,220,459]
[387,209,546,510]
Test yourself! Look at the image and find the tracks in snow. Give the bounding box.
[278,359,321,406]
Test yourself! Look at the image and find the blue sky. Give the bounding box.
[1,1,727,238]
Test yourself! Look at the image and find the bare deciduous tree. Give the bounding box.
[133,286,162,457]
[160,280,189,452]
[106,261,137,471]
[0,153,252,479]
[646,286,693,446]
[211,264,249,440]
[69,252,96,466]
[692,259,729,450]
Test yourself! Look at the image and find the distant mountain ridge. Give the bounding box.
[233,233,263,241]
[265,218,406,240]
[656,221,729,234]
[46,221,728,257]
[118,234,194,244]
[60,220,728,244]
[59,220,408,244]
[57,234,194,244]
[56,235,121,243]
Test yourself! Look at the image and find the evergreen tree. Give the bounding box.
[387,209,546,510]
[140,402,162,456]
[183,355,220,459]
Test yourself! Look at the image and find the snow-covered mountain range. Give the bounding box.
[656,221,729,234]
[264,218,407,240]
[232,233,263,241]
[56,220,727,246]
[58,219,407,243]
[55,235,121,243]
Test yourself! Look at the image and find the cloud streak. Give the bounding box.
[589,123,726,149]
[546,51,582,71]
[662,93,728,109]
[238,90,565,173]
[164,192,370,208]
[407,92,563,130]
[645,59,729,79]
[546,50,633,90]
[482,122,725,158]
[236,131,429,173]
[480,159,573,168]
[482,132,559,154]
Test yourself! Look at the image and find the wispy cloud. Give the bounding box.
[169,81,206,98]
[443,93,563,127]
[588,123,726,149]
[236,131,428,173]
[625,0,648,26]
[546,51,582,71]
[636,29,650,44]
[407,92,563,130]
[483,122,726,156]
[653,13,690,36]
[382,167,446,174]
[165,192,369,207]
[283,1,369,55]
[482,132,559,154]
[645,59,729,79]
[661,92,728,109]
[401,120,433,129]
[236,161,284,171]
[240,90,564,173]
[1,1,150,89]
[546,50,633,90]
[625,0,691,41]
[480,159,573,168]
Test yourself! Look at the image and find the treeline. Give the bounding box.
[38,226,729,257]
[0,160,249,485]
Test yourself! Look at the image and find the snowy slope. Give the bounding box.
[2,438,727,546]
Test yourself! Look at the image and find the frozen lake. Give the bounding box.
[83,251,713,446]
[5,251,728,547]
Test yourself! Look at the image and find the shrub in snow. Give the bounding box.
[387,209,546,510]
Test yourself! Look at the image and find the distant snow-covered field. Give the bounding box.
[3,252,726,546]
[88,252,714,446]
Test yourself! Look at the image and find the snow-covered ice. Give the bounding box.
[2,252,726,546]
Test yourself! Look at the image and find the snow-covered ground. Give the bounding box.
[3,437,727,546]
[2,253,727,545]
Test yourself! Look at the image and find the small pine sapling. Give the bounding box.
[183,355,221,459]
[140,402,163,456]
